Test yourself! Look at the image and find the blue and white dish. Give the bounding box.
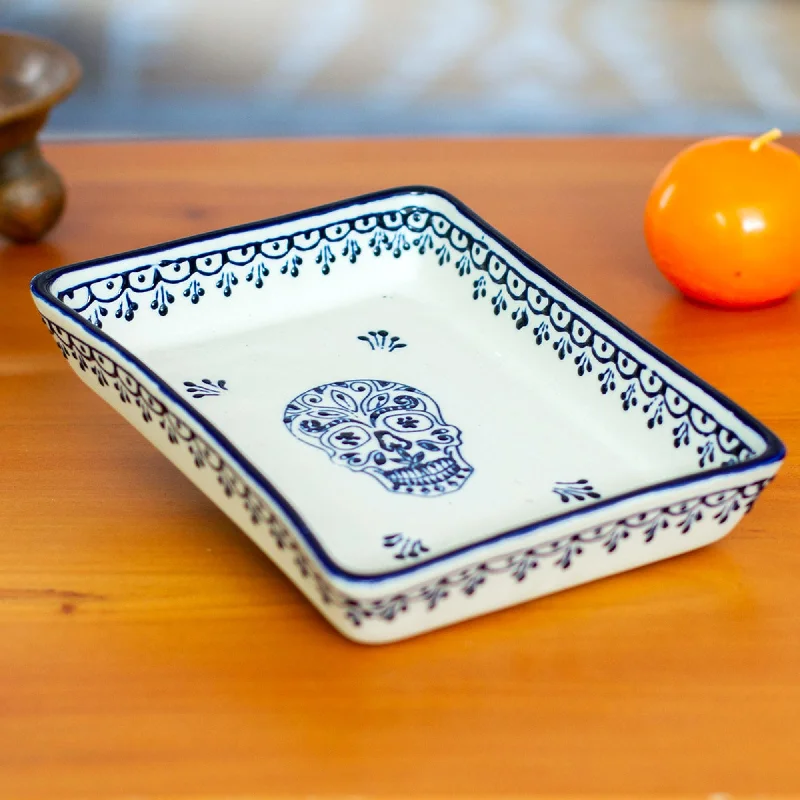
[31,187,786,643]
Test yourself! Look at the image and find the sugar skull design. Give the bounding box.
[283,379,473,496]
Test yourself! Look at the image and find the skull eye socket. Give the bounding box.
[383,412,434,433]
[325,425,372,450]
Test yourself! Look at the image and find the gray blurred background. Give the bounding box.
[2,0,799,138]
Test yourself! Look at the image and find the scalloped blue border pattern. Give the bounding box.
[57,205,755,470]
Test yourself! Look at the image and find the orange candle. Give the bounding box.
[644,129,800,308]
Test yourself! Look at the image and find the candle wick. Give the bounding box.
[750,128,783,151]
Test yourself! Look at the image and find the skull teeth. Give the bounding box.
[385,457,467,490]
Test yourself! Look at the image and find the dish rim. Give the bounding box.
[31,185,786,584]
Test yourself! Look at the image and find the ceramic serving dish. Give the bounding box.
[31,187,785,643]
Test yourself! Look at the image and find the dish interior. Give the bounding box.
[49,190,768,576]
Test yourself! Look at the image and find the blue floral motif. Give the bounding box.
[334,430,362,447]
[184,378,228,399]
[553,479,602,503]
[383,533,430,560]
[357,329,407,352]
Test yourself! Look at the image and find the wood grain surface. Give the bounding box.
[1,138,798,799]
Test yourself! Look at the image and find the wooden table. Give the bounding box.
[1,138,799,798]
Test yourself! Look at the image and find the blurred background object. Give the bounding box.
[1,0,798,139]
[0,30,80,241]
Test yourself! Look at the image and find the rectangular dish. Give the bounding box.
[31,187,785,643]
